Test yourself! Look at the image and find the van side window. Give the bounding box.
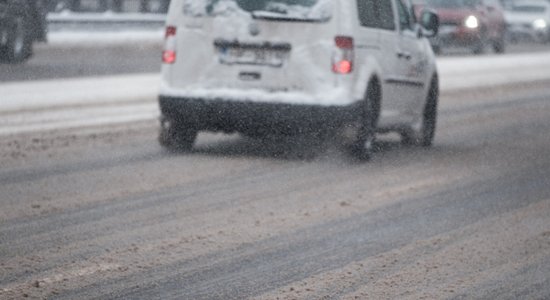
[397,0,414,31]
[357,0,396,30]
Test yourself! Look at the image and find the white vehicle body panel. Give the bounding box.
[160,0,437,132]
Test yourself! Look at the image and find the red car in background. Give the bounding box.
[418,0,507,54]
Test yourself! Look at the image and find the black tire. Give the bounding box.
[472,38,485,55]
[472,29,487,55]
[492,35,506,54]
[0,14,33,63]
[351,83,380,161]
[401,77,438,147]
[158,117,198,152]
[431,44,441,55]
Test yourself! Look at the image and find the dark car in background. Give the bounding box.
[421,0,507,54]
[0,0,47,63]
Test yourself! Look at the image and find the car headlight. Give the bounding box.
[533,19,547,29]
[465,15,479,29]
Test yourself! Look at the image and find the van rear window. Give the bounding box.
[183,0,332,22]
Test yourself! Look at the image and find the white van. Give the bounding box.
[158,0,439,160]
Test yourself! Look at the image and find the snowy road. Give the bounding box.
[3,51,550,136]
[1,43,550,298]
[0,31,163,83]
[1,78,550,299]
[0,52,550,135]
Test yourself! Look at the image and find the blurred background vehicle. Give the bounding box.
[505,0,550,43]
[0,0,48,63]
[419,0,507,54]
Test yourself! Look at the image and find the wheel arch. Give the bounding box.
[428,72,439,101]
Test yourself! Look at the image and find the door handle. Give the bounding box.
[397,51,412,60]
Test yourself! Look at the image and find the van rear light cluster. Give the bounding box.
[163,26,177,64]
[332,36,354,74]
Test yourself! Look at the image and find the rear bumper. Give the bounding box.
[159,96,361,135]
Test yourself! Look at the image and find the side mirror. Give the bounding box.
[420,9,439,38]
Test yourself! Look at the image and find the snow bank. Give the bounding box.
[0,74,158,113]
[2,51,550,136]
[48,11,167,23]
[438,51,550,91]
[0,74,160,135]
[47,30,163,48]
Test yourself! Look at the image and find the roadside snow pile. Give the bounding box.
[47,11,166,34]
[438,51,550,91]
[48,11,167,23]
[0,74,157,113]
[47,30,163,48]
[2,51,550,135]
[0,74,159,135]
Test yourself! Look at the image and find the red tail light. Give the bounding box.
[163,50,176,64]
[333,60,352,74]
[335,36,354,49]
[165,26,176,38]
[163,26,177,64]
[332,36,354,74]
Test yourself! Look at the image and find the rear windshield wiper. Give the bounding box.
[251,11,327,23]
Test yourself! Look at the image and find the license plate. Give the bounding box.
[219,47,285,67]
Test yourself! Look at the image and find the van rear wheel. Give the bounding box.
[351,84,380,161]
[158,117,198,151]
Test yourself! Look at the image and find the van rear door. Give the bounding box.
[165,0,338,104]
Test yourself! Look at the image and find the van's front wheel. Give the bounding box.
[401,77,438,147]
[158,117,198,151]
